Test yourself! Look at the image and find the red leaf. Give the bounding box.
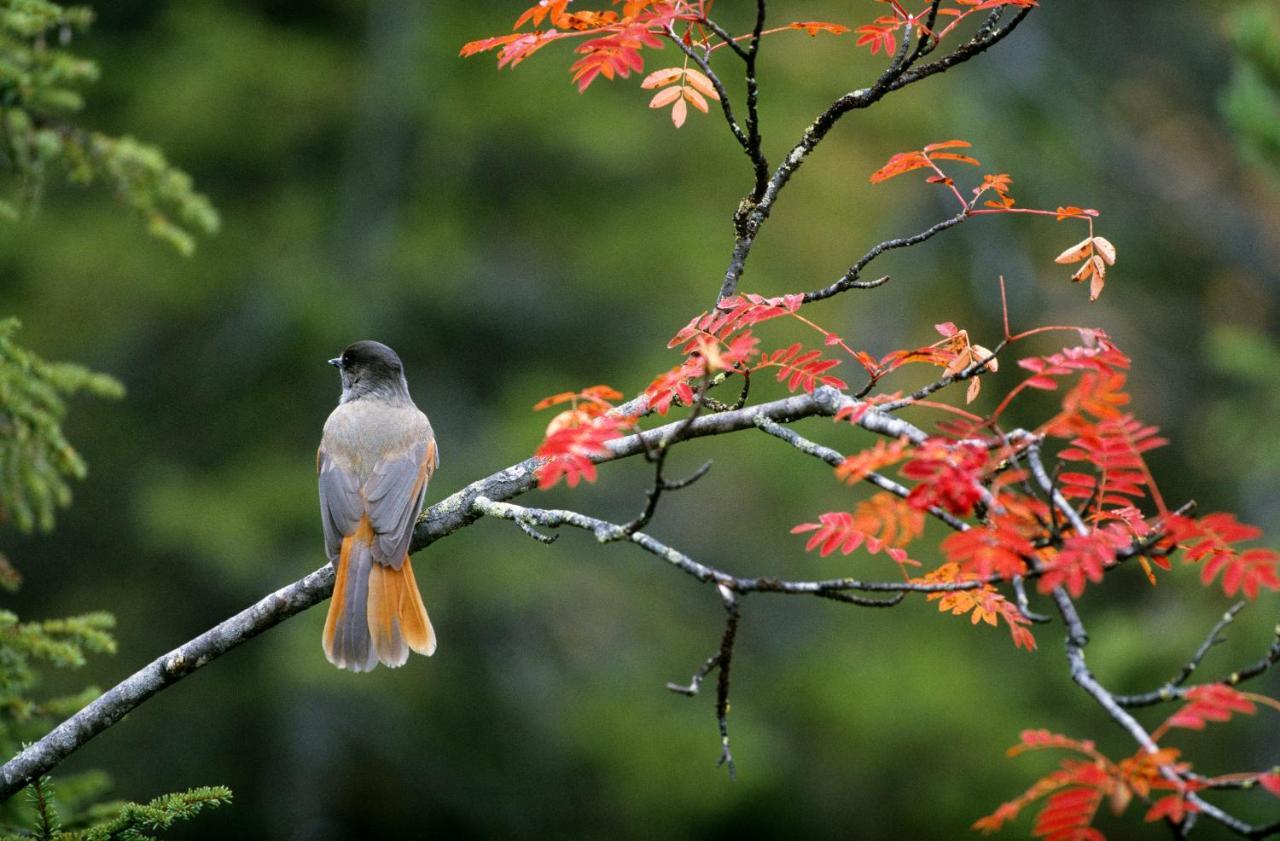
[1145,794,1197,824]
[854,21,898,56]
[1161,513,1280,599]
[669,293,800,353]
[941,519,1032,580]
[1057,414,1166,514]
[835,437,913,485]
[792,510,917,561]
[1037,527,1129,597]
[644,356,705,416]
[1164,684,1256,732]
[901,439,989,517]
[755,343,847,393]
[534,415,631,489]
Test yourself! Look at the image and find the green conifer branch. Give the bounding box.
[0,0,218,253]
[0,318,123,534]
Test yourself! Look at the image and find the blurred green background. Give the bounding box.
[2,1,1279,838]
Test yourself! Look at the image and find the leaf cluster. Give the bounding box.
[2,776,231,841]
[0,318,122,536]
[0,0,218,253]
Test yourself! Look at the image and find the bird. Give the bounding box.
[317,340,438,671]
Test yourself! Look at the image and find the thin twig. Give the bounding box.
[665,25,752,158]
[752,415,968,532]
[472,496,959,599]
[713,586,740,778]
[742,0,768,199]
[1116,609,1280,708]
[802,210,968,303]
[716,5,1034,301]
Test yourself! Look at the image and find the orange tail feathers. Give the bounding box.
[367,556,437,667]
[323,517,436,672]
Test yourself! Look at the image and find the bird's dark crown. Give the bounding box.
[330,340,412,404]
[338,340,403,375]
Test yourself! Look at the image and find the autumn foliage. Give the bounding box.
[467,2,1278,839]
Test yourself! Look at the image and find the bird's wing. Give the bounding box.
[363,435,436,569]
[317,444,363,563]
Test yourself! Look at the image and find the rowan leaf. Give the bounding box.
[790,21,850,37]
[901,439,989,517]
[1057,414,1167,516]
[644,356,704,415]
[682,68,719,100]
[1037,527,1130,597]
[791,509,918,562]
[854,20,898,56]
[914,563,1036,650]
[1164,684,1256,732]
[640,66,684,88]
[670,92,688,126]
[755,343,847,393]
[835,437,913,485]
[1160,512,1280,598]
[534,414,632,489]
[1055,237,1093,264]
[1145,793,1198,824]
[940,518,1032,580]
[682,85,709,113]
[648,86,682,108]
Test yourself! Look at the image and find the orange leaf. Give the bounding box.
[641,66,685,89]
[682,68,719,100]
[1091,236,1116,266]
[670,95,687,127]
[789,21,851,37]
[682,85,709,113]
[648,86,681,108]
[1055,237,1093,264]
[835,437,913,484]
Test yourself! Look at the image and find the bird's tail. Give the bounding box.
[323,516,436,672]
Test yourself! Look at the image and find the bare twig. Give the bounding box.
[716,5,1035,301]
[802,210,969,303]
[472,496,926,602]
[742,0,768,200]
[712,586,740,777]
[1116,608,1280,708]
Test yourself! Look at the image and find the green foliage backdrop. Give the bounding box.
[0,1,1277,838]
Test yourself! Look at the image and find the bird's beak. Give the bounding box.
[328,357,342,368]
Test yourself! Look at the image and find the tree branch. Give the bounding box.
[0,385,928,800]
[1114,605,1280,708]
[716,7,1035,301]
[1024,445,1279,839]
[665,26,755,167]
[0,565,336,801]
[802,209,969,303]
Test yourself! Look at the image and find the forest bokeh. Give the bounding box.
[2,1,1278,838]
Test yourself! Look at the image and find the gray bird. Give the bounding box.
[318,340,438,671]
